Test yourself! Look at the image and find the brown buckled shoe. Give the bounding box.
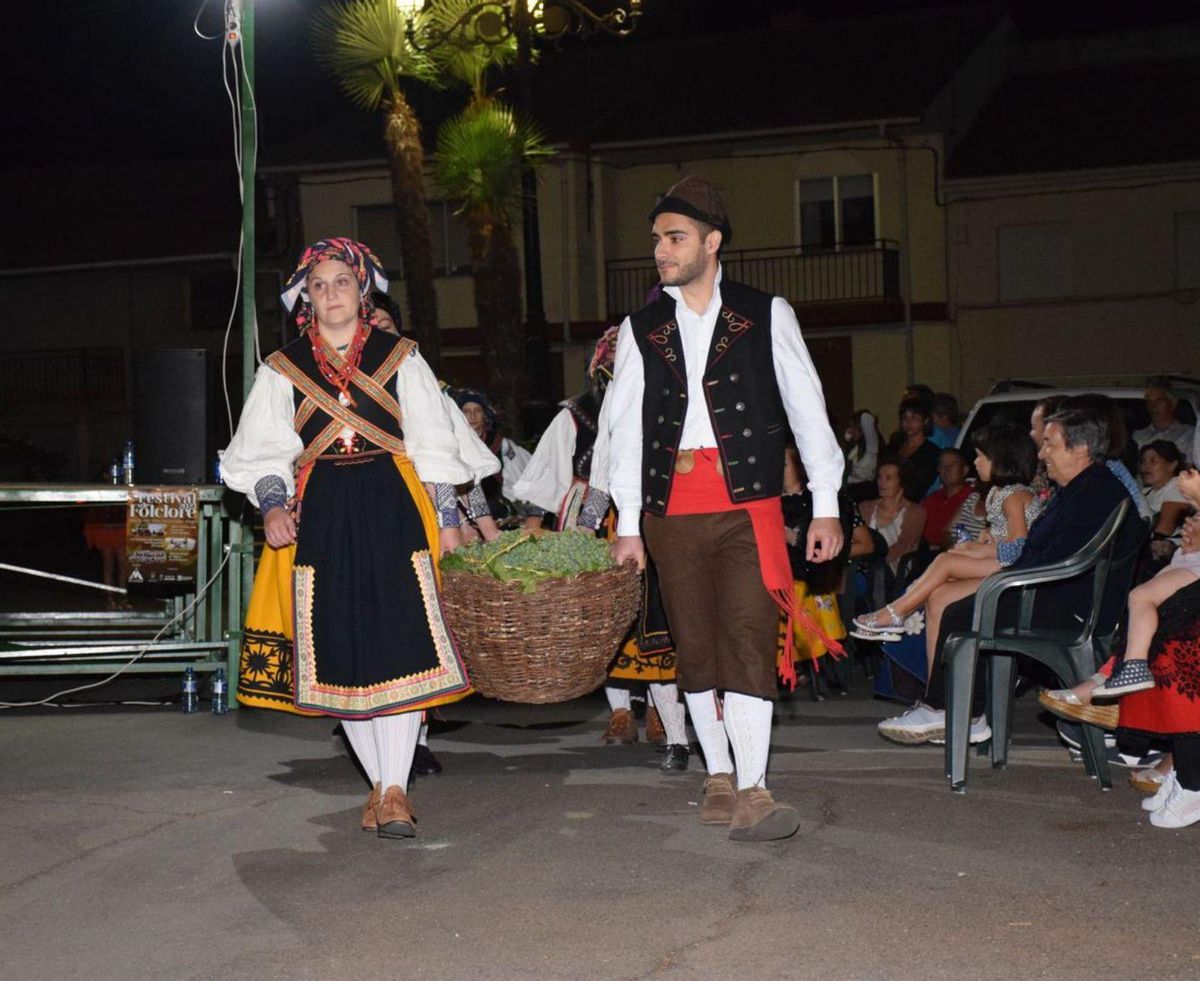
[697,772,737,825]
[728,787,801,842]
[645,707,666,744]
[361,782,382,832]
[603,708,638,745]
[376,785,417,839]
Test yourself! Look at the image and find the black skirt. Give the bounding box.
[291,453,469,718]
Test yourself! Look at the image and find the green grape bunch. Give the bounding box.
[441,530,618,594]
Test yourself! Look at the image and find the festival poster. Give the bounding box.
[125,487,200,584]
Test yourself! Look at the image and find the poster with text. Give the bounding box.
[125,487,200,584]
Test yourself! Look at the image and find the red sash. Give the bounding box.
[665,448,844,688]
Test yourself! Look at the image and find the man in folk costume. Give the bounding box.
[514,331,690,769]
[608,176,846,841]
[221,237,497,840]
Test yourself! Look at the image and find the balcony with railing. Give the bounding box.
[605,240,901,321]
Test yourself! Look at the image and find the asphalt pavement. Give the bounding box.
[2,684,1197,980]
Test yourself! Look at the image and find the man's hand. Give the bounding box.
[521,515,545,533]
[806,516,843,563]
[611,535,646,570]
[263,507,297,549]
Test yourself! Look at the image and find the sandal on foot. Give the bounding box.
[853,604,905,635]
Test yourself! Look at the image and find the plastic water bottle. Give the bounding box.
[181,667,199,713]
[211,668,228,715]
[122,440,136,485]
[106,458,121,484]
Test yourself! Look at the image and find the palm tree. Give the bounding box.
[433,100,551,436]
[311,0,443,369]
[423,3,545,433]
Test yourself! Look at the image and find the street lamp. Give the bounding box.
[399,0,643,428]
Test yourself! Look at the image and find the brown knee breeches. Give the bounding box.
[642,510,780,700]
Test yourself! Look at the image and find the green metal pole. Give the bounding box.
[233,1,256,708]
[240,0,256,402]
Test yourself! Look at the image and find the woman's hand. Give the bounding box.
[263,507,297,549]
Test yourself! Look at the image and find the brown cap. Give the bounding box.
[648,174,732,243]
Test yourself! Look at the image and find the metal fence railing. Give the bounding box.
[605,240,900,319]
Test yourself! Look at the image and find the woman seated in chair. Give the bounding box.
[852,424,1042,660]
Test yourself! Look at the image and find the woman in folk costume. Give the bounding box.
[444,385,539,538]
[514,329,690,770]
[221,237,498,839]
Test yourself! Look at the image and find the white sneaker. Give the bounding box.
[878,702,946,745]
[1150,782,1200,829]
[1142,770,1178,813]
[930,715,991,746]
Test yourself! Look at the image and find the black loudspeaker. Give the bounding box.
[134,349,216,485]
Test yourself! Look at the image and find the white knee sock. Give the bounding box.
[374,711,421,791]
[341,719,381,786]
[723,692,774,790]
[649,682,688,746]
[683,689,733,775]
[605,686,632,712]
[418,721,429,747]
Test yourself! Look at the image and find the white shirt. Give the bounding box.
[1144,476,1190,515]
[220,349,498,507]
[512,395,615,512]
[607,264,844,536]
[1133,420,1195,459]
[497,437,533,502]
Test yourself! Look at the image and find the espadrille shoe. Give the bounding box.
[1037,687,1120,729]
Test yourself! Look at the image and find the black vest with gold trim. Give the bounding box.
[629,280,785,515]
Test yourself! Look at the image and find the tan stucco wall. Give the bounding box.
[596,136,947,306]
[947,171,1200,406]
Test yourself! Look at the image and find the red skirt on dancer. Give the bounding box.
[1116,577,1200,738]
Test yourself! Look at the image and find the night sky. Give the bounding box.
[6,0,1199,173]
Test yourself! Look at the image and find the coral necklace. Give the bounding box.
[310,320,368,407]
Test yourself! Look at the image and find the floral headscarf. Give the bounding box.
[280,237,389,332]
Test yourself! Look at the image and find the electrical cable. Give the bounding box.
[0,549,232,710]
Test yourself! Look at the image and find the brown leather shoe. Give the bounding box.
[645,707,666,744]
[697,772,737,825]
[603,708,638,745]
[376,785,417,839]
[361,782,381,832]
[728,787,801,842]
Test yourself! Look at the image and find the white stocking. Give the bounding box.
[723,692,774,790]
[605,686,632,712]
[649,682,688,746]
[341,719,381,786]
[418,721,429,747]
[683,689,733,775]
[374,711,421,791]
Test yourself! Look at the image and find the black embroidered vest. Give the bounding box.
[629,280,786,514]
[279,329,406,452]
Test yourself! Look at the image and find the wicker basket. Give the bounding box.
[440,564,641,703]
